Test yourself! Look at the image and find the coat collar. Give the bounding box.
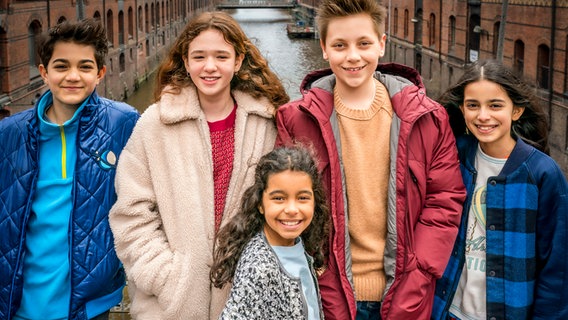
[459,135,535,177]
[157,85,276,125]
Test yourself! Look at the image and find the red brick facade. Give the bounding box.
[382,0,568,176]
[2,0,567,175]
[0,0,215,113]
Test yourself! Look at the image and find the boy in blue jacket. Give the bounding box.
[0,18,139,320]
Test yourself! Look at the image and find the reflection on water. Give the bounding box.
[125,72,156,113]
[126,8,328,112]
[232,8,327,100]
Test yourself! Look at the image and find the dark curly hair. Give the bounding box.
[154,11,289,108]
[438,59,549,154]
[210,145,330,289]
[37,18,108,71]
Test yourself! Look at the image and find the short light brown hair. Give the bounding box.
[316,0,387,45]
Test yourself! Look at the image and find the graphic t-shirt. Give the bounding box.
[449,145,506,320]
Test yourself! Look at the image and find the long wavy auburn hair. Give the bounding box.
[153,11,289,109]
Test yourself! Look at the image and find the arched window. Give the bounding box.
[161,2,165,27]
[93,11,101,22]
[393,8,398,35]
[145,4,149,33]
[166,1,172,23]
[119,53,125,73]
[468,14,480,62]
[537,44,550,89]
[106,10,114,46]
[404,10,409,39]
[138,6,143,32]
[514,40,524,75]
[449,16,456,51]
[151,3,155,29]
[28,20,42,78]
[119,11,125,45]
[128,7,134,40]
[156,2,160,27]
[429,13,435,47]
[57,16,66,24]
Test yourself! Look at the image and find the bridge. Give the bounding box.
[216,0,296,9]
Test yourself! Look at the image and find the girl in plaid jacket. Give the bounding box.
[432,59,568,320]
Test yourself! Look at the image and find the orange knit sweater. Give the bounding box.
[334,79,393,301]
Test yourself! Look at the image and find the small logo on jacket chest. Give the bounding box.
[91,149,117,170]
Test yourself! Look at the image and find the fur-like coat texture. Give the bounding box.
[109,85,277,319]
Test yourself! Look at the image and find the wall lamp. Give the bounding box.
[411,18,419,23]
[473,25,489,40]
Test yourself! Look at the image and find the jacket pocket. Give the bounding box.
[387,267,435,318]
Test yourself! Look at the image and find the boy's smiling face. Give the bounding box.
[39,41,105,112]
[321,13,385,96]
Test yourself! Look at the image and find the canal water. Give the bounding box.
[126,8,328,112]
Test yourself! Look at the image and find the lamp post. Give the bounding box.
[496,0,508,62]
[47,0,51,27]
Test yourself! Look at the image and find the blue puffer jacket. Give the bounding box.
[0,91,139,319]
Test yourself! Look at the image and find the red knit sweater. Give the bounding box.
[208,104,236,233]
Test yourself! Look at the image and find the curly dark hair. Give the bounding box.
[210,145,330,289]
[37,18,108,71]
[438,59,549,154]
[154,11,289,108]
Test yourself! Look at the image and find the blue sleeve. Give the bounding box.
[533,158,568,319]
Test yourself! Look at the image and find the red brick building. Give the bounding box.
[382,0,568,176]
[2,0,567,175]
[295,0,568,175]
[0,0,215,114]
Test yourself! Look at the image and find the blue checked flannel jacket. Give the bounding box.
[432,136,568,320]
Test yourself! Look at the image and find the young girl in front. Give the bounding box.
[210,146,329,320]
[432,59,568,320]
[109,11,289,319]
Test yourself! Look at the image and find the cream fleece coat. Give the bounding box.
[109,86,277,319]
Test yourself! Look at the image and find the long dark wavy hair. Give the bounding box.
[153,11,289,108]
[438,59,549,154]
[210,146,330,289]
